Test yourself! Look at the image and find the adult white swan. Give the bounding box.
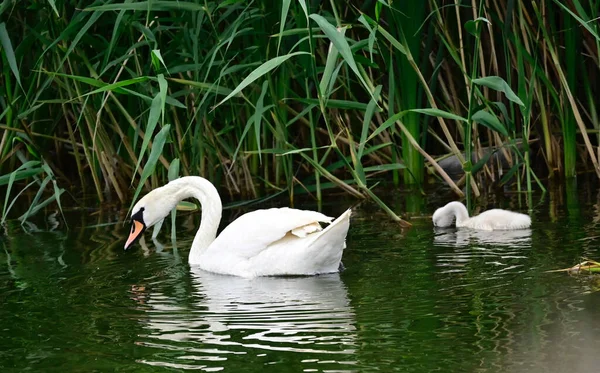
[124,176,352,277]
[432,201,531,231]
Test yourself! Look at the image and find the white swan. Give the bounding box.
[432,201,531,231]
[124,176,351,277]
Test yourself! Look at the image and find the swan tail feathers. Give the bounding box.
[303,209,351,273]
[298,209,351,238]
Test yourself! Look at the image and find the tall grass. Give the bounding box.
[0,0,599,223]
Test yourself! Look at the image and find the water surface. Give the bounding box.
[2,186,600,372]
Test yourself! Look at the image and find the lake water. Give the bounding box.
[2,182,600,372]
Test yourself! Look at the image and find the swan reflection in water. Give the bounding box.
[130,249,357,370]
[433,227,532,248]
[433,228,533,276]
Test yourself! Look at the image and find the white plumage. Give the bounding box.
[432,201,531,231]
[125,176,351,278]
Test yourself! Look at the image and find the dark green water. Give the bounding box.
[2,184,600,372]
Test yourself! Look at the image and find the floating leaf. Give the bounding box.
[547,258,600,274]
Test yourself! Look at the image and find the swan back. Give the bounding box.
[203,207,334,261]
[462,208,531,230]
[198,208,352,277]
[248,208,351,277]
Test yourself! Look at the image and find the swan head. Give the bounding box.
[124,186,177,250]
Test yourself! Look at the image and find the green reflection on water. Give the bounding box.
[1,184,600,372]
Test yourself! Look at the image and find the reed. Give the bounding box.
[1,0,599,223]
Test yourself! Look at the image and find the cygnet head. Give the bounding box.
[432,208,454,227]
[124,185,178,250]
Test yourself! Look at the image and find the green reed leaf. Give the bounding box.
[410,108,467,122]
[152,50,169,74]
[213,51,309,109]
[130,125,171,215]
[84,1,204,11]
[167,78,233,96]
[292,98,370,111]
[132,92,162,181]
[0,22,21,88]
[158,74,168,123]
[363,163,407,172]
[309,14,375,100]
[319,26,347,97]
[79,76,149,97]
[472,76,525,107]
[18,175,51,223]
[46,0,60,16]
[472,110,508,136]
[277,0,292,54]
[1,161,41,222]
[253,80,269,162]
[358,85,382,160]
[465,17,490,37]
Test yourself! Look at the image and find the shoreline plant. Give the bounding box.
[1,0,598,224]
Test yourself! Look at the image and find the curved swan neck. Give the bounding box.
[164,177,222,261]
[447,202,470,225]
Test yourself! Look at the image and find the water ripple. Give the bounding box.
[131,267,358,371]
[433,227,533,248]
[432,227,532,277]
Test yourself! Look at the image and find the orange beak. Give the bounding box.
[125,220,145,250]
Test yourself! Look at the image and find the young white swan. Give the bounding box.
[124,176,351,277]
[432,201,531,231]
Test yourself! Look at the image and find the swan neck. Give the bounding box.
[451,202,470,225]
[167,177,222,261]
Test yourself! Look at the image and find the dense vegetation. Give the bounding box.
[1,0,599,224]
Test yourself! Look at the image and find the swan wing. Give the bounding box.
[468,209,531,230]
[207,207,335,258]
